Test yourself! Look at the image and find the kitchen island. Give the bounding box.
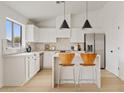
[52,52,101,88]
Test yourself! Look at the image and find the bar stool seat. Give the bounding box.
[59,64,75,66]
[58,53,76,87]
[80,63,95,66]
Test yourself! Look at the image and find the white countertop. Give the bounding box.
[53,51,86,57]
[3,51,44,57]
[3,50,85,57]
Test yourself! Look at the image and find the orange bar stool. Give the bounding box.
[78,53,97,85]
[58,53,75,87]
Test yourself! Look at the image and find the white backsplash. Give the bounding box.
[56,38,70,50]
[30,38,84,51]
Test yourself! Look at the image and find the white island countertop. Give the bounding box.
[52,52,101,88]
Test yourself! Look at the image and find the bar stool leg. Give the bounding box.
[93,66,97,83]
[78,66,81,86]
[95,66,97,83]
[58,66,62,87]
[58,66,60,87]
[73,67,76,87]
[92,66,94,83]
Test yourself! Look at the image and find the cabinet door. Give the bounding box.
[36,58,40,72]
[56,29,70,38]
[43,51,55,69]
[25,58,29,80]
[38,28,56,42]
[70,28,84,42]
[28,55,35,78]
[35,53,40,72]
[26,25,39,42]
[28,56,33,78]
[34,26,39,42]
[26,25,34,42]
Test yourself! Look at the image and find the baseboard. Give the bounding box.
[106,68,119,77]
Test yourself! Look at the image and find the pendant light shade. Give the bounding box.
[60,1,70,29]
[83,19,92,28]
[60,19,70,29]
[82,2,92,29]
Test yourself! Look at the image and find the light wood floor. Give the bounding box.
[0,69,124,92]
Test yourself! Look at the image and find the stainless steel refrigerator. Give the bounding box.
[84,33,106,69]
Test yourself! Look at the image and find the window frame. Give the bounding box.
[6,18,22,48]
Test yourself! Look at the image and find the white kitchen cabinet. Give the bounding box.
[38,28,56,42]
[4,52,40,86]
[34,53,40,73]
[28,55,35,78]
[4,55,29,86]
[26,24,39,42]
[44,51,55,69]
[56,15,71,38]
[70,28,84,42]
[27,53,40,79]
[56,29,70,38]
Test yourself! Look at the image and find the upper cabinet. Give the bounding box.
[70,28,84,42]
[26,15,85,43]
[38,28,56,42]
[26,25,39,42]
[56,14,71,38]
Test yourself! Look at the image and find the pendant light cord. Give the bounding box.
[94,33,95,53]
[82,1,83,19]
[64,1,65,19]
[86,1,88,19]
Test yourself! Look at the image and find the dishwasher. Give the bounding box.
[40,52,44,70]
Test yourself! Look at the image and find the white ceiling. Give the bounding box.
[4,1,107,23]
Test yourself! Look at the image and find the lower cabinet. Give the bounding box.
[4,52,40,86]
[27,53,40,79]
[28,55,36,78]
[43,51,55,69]
[35,53,40,73]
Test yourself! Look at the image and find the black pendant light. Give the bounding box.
[82,1,92,29]
[60,1,70,29]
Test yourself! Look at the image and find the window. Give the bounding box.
[6,19,22,47]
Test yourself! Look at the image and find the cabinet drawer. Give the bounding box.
[26,55,34,61]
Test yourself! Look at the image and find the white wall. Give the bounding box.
[71,10,105,34]
[116,3,124,80]
[0,2,28,87]
[37,18,56,28]
[71,2,124,78]
[97,2,124,77]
